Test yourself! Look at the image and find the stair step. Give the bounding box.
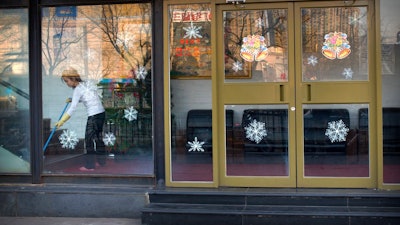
[142,204,400,225]
[144,203,400,217]
[147,190,400,207]
[141,189,400,225]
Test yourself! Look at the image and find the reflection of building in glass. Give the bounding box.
[302,7,362,53]
[0,9,30,172]
[223,9,288,79]
[301,7,368,81]
[39,5,153,170]
[42,5,152,81]
[0,11,28,77]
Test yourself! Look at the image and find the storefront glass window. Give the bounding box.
[223,9,288,83]
[301,6,368,81]
[225,104,289,177]
[168,3,213,182]
[380,0,400,184]
[303,104,369,177]
[42,4,153,175]
[0,8,30,174]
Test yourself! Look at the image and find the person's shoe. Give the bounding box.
[96,162,106,167]
[79,166,95,171]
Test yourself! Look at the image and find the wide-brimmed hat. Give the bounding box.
[62,68,80,77]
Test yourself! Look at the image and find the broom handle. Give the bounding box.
[43,102,70,152]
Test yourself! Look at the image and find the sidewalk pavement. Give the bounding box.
[0,217,141,225]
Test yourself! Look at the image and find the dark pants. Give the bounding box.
[84,112,106,169]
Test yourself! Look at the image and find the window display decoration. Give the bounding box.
[244,119,267,144]
[187,137,205,152]
[321,31,351,60]
[103,132,116,147]
[325,119,349,143]
[307,55,318,66]
[135,66,148,80]
[348,15,361,25]
[169,5,212,79]
[342,68,353,80]
[240,34,269,62]
[232,60,243,72]
[81,81,101,98]
[183,21,203,39]
[59,129,79,149]
[123,106,138,122]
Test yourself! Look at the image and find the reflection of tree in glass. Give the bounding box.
[97,4,152,109]
[0,14,29,164]
[224,10,287,73]
[87,5,153,153]
[97,5,152,71]
[301,7,367,81]
[81,4,152,109]
[0,11,29,100]
[41,8,87,77]
[0,12,28,77]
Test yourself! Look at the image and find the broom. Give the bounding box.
[43,101,70,152]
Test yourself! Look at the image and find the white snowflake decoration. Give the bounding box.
[103,132,116,147]
[59,130,79,149]
[187,137,205,152]
[116,29,135,49]
[183,22,202,39]
[342,68,353,80]
[232,61,243,72]
[348,15,360,25]
[244,119,267,144]
[307,55,318,66]
[124,106,138,122]
[136,66,148,80]
[325,119,349,143]
[81,81,100,98]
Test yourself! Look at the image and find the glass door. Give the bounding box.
[216,2,296,187]
[295,1,375,188]
[217,1,375,188]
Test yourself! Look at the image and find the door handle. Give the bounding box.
[307,84,311,101]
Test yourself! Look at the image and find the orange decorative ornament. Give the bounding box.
[321,31,351,60]
[240,34,269,62]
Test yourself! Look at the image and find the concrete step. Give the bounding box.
[0,217,141,225]
[141,188,400,225]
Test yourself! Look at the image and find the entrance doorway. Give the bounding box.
[216,1,375,188]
